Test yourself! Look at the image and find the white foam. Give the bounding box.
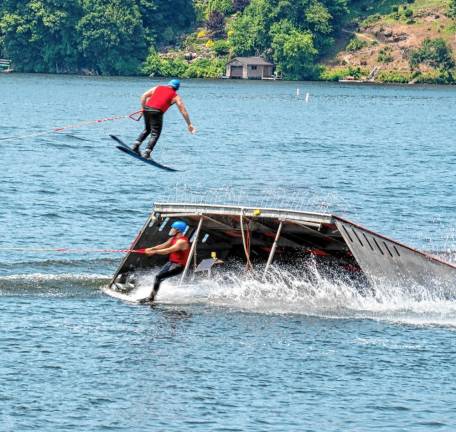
[111,261,456,328]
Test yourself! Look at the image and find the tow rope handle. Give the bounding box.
[128,110,143,122]
[131,248,147,254]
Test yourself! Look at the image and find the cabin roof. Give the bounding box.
[227,57,274,67]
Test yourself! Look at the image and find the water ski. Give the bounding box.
[138,296,155,305]
[110,135,179,172]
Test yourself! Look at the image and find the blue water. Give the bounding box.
[1,74,456,431]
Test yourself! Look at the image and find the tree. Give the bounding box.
[228,0,274,55]
[271,20,318,79]
[448,0,456,18]
[77,0,147,75]
[206,10,225,37]
[410,38,455,72]
[207,0,233,15]
[228,0,346,70]
[138,0,195,46]
[232,0,250,12]
[0,0,82,72]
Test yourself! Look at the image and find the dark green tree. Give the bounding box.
[138,0,195,47]
[0,0,82,72]
[207,10,226,36]
[77,0,147,75]
[410,38,455,71]
[228,0,347,78]
[449,0,456,18]
[271,19,318,79]
[233,0,251,12]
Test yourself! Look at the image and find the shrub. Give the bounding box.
[362,14,381,26]
[346,37,368,52]
[319,66,368,81]
[412,71,454,84]
[404,9,413,18]
[377,70,411,83]
[409,38,455,71]
[378,46,394,63]
[449,0,456,18]
[213,39,230,55]
[183,57,226,78]
[319,66,350,81]
[142,50,189,77]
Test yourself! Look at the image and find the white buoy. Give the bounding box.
[296,88,300,97]
[305,92,310,103]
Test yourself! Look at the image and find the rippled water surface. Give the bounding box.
[1,74,456,431]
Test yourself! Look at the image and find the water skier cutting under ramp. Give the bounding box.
[139,220,190,303]
[132,79,197,159]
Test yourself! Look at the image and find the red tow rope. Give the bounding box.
[0,247,148,254]
[0,110,143,142]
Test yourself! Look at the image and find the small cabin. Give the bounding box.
[225,57,274,80]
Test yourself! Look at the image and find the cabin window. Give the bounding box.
[251,65,257,70]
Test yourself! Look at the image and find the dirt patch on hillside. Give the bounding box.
[329,6,455,74]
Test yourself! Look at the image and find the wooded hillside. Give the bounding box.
[1,0,455,82]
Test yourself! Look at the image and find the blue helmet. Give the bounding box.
[171,220,188,233]
[168,79,181,90]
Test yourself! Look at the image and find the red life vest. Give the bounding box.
[145,85,177,113]
[169,235,190,266]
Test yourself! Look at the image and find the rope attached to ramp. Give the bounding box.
[240,210,254,271]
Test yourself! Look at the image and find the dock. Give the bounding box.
[110,203,456,296]
[0,59,13,73]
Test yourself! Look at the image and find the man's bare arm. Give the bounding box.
[174,95,196,134]
[145,238,172,255]
[145,239,188,256]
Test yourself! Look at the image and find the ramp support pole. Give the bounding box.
[179,216,204,285]
[262,221,283,280]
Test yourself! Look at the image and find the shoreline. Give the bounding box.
[2,70,456,88]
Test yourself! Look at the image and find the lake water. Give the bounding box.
[1,74,456,431]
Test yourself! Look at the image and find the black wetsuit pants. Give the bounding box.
[152,262,184,298]
[135,109,163,152]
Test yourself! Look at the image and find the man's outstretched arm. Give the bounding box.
[174,95,196,134]
[144,238,173,255]
[145,239,188,256]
